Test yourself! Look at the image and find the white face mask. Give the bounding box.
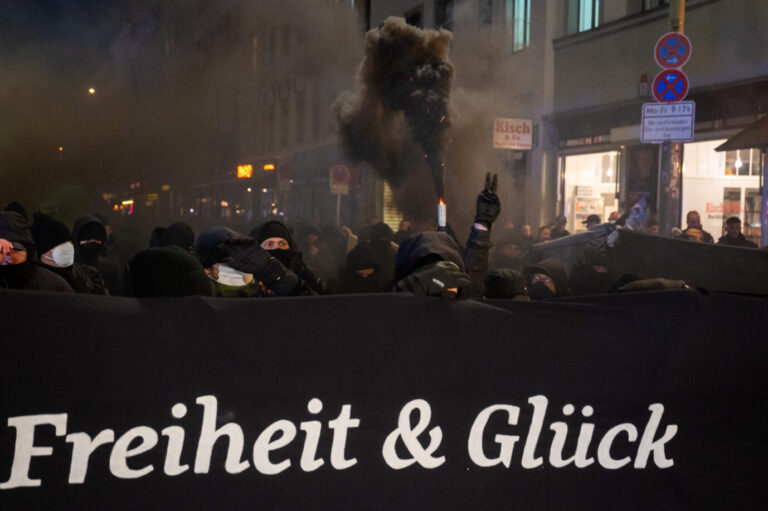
[43,242,75,268]
[213,264,253,287]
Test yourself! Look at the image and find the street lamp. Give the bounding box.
[88,88,95,95]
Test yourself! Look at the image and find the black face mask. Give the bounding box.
[78,242,102,260]
[529,281,556,300]
[267,248,293,268]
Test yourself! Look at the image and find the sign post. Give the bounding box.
[330,164,351,227]
[651,0,689,236]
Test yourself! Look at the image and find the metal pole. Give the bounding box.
[762,148,768,248]
[657,0,686,235]
[335,193,341,228]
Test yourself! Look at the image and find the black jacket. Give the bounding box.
[0,261,74,293]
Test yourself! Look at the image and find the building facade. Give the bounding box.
[369,0,767,243]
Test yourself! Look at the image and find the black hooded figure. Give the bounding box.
[31,213,107,294]
[337,241,393,293]
[0,211,73,292]
[249,220,329,294]
[73,214,125,295]
[394,231,473,298]
[196,225,316,297]
[523,257,570,300]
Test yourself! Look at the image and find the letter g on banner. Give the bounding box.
[382,399,445,469]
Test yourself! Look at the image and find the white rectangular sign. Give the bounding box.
[493,118,533,150]
[641,101,695,143]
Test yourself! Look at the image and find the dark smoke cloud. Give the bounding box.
[335,17,453,225]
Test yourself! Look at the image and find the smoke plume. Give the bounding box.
[335,17,453,225]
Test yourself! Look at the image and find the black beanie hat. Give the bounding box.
[4,202,28,221]
[484,269,530,300]
[250,221,292,244]
[31,212,72,255]
[0,211,35,251]
[161,222,195,253]
[130,246,214,297]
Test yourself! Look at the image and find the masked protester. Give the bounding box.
[337,241,393,293]
[196,226,315,297]
[523,257,569,300]
[483,268,530,300]
[394,231,473,298]
[31,213,107,294]
[0,211,73,292]
[249,221,329,294]
[73,214,125,295]
[129,246,214,297]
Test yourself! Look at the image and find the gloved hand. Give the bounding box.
[396,261,473,298]
[217,238,272,276]
[475,172,500,229]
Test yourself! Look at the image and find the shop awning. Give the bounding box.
[715,115,768,151]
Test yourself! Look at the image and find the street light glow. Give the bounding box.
[88,88,95,94]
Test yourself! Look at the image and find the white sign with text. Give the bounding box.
[641,101,695,143]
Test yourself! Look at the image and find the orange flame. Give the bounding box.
[440,115,445,124]
[439,198,445,205]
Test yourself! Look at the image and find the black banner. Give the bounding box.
[1,289,767,509]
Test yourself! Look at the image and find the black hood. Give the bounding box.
[0,211,35,252]
[394,231,464,282]
[72,214,107,244]
[523,257,569,297]
[195,226,247,268]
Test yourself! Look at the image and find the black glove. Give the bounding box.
[475,172,500,229]
[396,261,473,299]
[217,239,272,276]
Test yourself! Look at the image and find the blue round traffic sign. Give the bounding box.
[652,69,689,102]
[654,32,692,68]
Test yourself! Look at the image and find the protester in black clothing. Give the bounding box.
[196,225,316,297]
[130,245,214,297]
[250,220,328,294]
[393,174,499,298]
[717,217,758,248]
[394,231,473,298]
[73,214,125,295]
[150,221,196,253]
[523,257,569,300]
[336,241,394,293]
[0,211,73,292]
[31,212,107,294]
[483,269,530,300]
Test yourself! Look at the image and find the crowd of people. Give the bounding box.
[1,178,765,301]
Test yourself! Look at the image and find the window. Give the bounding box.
[435,0,454,30]
[568,0,600,34]
[506,0,531,51]
[642,0,669,12]
[478,0,492,26]
[404,6,423,28]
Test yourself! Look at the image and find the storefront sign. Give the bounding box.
[641,101,695,143]
[493,118,532,150]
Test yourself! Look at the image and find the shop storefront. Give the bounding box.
[559,150,619,233]
[682,139,762,245]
